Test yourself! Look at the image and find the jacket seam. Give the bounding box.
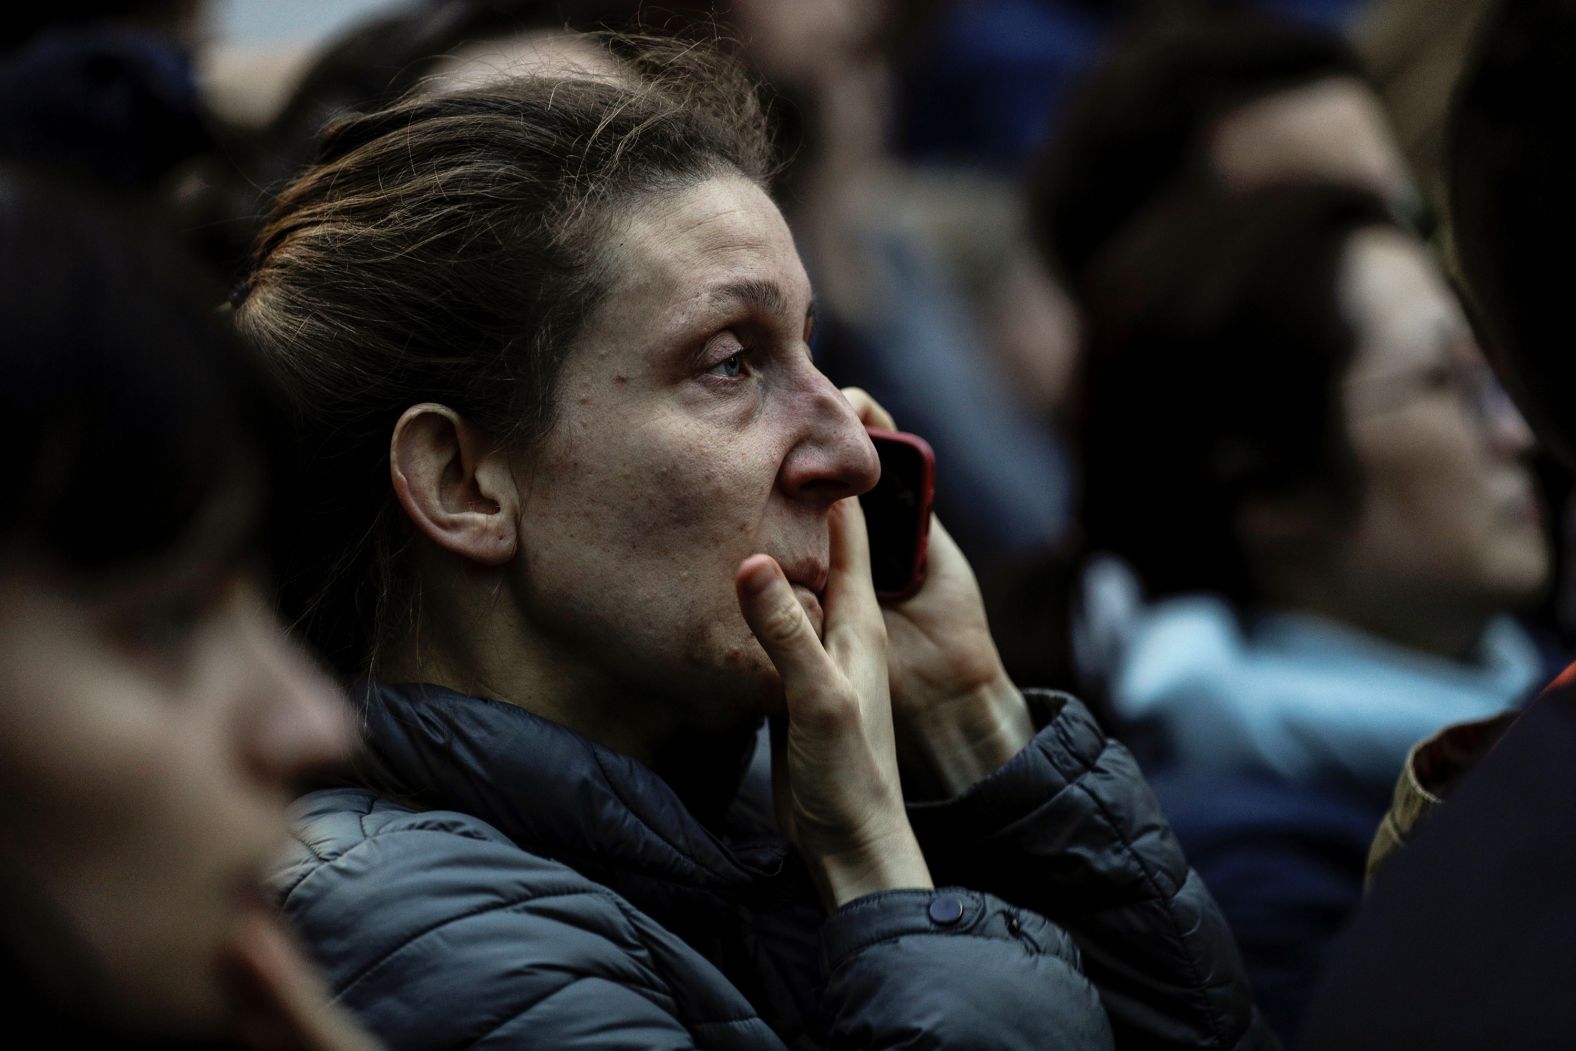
[459,977,592,1049]
[977,731,1232,1046]
[335,887,662,1001]
[926,728,1231,1045]
[457,972,760,1049]
[277,821,511,911]
[587,746,724,888]
[328,816,506,847]
[294,826,330,865]
[830,888,939,917]
[1070,772,1232,1048]
[825,927,1048,977]
[275,830,329,903]
[691,1016,774,1032]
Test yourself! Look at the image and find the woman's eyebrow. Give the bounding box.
[704,278,811,325]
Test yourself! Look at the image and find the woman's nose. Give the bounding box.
[234,592,354,786]
[779,370,881,504]
[1480,372,1537,458]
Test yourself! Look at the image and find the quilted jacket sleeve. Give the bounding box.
[905,691,1279,1051]
[820,888,1112,1050]
[275,796,1116,1051]
[276,811,777,1051]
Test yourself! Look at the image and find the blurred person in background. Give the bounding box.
[1032,11,1421,303]
[1,0,202,49]
[993,10,1427,696]
[1356,0,1576,659]
[233,32,1273,1051]
[0,2,235,262]
[0,1,636,285]
[0,174,375,1050]
[1299,2,1576,1044]
[1071,182,1549,1043]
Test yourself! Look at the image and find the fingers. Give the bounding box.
[924,511,965,563]
[737,554,838,696]
[227,911,383,1051]
[823,497,881,632]
[841,386,896,431]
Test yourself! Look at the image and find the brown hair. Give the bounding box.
[1077,183,1396,604]
[236,34,773,677]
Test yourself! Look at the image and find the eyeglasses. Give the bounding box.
[1347,356,1516,429]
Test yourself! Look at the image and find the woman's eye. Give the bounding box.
[708,351,747,380]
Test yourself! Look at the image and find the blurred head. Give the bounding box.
[1079,184,1547,651]
[236,36,878,745]
[0,176,350,1037]
[1030,13,1414,295]
[1449,0,1576,468]
[0,0,203,50]
[1209,73,1414,208]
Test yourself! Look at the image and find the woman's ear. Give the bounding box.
[390,404,518,566]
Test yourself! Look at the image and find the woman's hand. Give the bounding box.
[842,389,1035,800]
[225,910,384,1051]
[736,497,932,910]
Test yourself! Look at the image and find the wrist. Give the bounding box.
[810,827,934,910]
[897,673,1034,801]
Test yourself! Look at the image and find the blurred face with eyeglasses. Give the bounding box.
[1326,226,1549,646]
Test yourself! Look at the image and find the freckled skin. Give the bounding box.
[505,176,879,732]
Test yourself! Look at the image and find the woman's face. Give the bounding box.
[0,555,351,1034]
[507,174,879,725]
[1332,227,1549,619]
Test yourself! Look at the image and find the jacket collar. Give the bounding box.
[356,681,789,899]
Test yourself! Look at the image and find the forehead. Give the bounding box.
[601,175,810,322]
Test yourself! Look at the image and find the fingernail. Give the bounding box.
[738,555,781,597]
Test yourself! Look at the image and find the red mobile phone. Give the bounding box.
[860,428,935,602]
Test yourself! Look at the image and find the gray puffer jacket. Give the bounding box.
[274,683,1274,1050]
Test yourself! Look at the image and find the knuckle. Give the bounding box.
[796,683,860,735]
[827,617,886,661]
[759,596,807,645]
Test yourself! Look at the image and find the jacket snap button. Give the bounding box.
[928,894,965,927]
[1007,914,1022,935]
